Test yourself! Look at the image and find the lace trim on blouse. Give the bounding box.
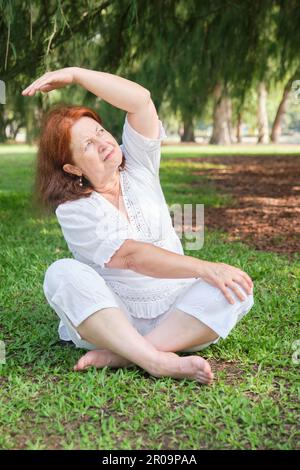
[106,280,189,303]
[105,279,194,319]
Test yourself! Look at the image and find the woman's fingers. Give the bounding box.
[219,283,245,305]
[22,84,38,95]
[218,279,252,305]
[22,77,43,94]
[23,80,48,95]
[211,263,253,305]
[236,269,254,289]
[22,73,53,95]
[220,263,254,290]
[22,68,74,96]
[39,84,53,92]
[31,80,51,94]
[228,281,248,302]
[233,274,253,295]
[217,282,236,305]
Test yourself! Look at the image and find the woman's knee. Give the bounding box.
[43,258,96,300]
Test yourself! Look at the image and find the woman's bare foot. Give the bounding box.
[74,349,214,385]
[148,351,214,384]
[74,349,134,371]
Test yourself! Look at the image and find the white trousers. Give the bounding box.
[43,258,254,353]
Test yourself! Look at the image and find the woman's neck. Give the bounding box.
[94,172,121,201]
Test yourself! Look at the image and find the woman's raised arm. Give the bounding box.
[22,66,150,113]
[73,67,150,113]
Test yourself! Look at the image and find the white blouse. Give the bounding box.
[55,113,196,319]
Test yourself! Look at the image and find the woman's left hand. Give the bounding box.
[22,67,76,96]
[198,260,254,305]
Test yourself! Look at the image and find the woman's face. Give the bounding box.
[63,116,123,189]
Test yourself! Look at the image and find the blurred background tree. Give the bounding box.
[0,0,299,144]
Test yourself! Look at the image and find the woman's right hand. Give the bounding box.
[22,67,77,96]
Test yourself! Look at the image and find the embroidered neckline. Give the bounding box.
[91,170,170,247]
[120,171,153,240]
[91,172,133,230]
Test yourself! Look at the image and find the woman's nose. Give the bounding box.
[96,140,113,158]
[93,136,106,149]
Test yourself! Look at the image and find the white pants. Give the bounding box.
[43,258,254,353]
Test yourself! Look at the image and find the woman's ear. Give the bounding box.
[62,163,81,177]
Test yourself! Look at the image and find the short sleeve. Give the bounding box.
[55,198,133,269]
[120,113,167,178]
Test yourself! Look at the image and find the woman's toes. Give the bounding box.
[197,371,214,384]
[73,357,87,372]
[73,349,124,372]
[73,350,99,371]
[202,361,213,376]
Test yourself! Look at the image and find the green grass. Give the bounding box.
[0,144,299,450]
[162,143,300,157]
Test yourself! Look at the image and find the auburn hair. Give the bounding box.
[33,103,125,215]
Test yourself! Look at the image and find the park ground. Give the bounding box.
[0,144,299,449]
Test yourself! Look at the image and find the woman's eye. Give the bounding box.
[85,129,104,151]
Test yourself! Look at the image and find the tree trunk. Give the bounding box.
[257,81,269,143]
[226,96,233,142]
[270,78,294,143]
[236,111,242,143]
[181,115,195,142]
[210,83,232,144]
[25,106,34,145]
[0,110,7,143]
[12,123,24,140]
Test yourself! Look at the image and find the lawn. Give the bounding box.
[0,144,299,450]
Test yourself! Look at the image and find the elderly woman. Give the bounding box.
[22,67,254,385]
